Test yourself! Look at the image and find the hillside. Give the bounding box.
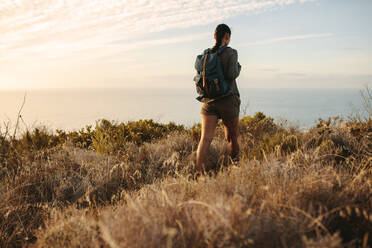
[0,113,371,247]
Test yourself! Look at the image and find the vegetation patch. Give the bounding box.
[0,111,371,247]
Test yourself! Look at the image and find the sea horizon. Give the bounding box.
[0,87,365,132]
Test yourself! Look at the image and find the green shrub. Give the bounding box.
[91,119,185,154]
[240,112,279,139]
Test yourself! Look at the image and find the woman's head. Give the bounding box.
[211,24,231,52]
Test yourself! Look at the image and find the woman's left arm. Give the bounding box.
[226,49,241,81]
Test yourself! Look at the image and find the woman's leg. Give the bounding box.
[222,117,240,161]
[196,114,218,172]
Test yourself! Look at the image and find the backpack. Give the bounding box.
[193,46,230,101]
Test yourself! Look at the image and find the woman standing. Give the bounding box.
[196,23,242,172]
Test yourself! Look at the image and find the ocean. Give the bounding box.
[0,88,364,131]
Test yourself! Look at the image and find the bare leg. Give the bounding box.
[222,117,240,161]
[196,114,218,173]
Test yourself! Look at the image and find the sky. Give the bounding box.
[0,0,371,89]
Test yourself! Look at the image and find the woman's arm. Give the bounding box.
[226,49,241,81]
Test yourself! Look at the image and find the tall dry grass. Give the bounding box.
[0,108,371,247]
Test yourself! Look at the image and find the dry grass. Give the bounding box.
[0,113,371,247]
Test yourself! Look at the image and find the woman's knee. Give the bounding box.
[200,134,214,144]
[223,118,239,141]
[225,132,231,142]
[225,128,238,142]
[227,135,238,144]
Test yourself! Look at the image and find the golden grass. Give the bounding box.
[0,114,371,247]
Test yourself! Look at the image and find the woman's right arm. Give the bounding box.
[226,49,241,81]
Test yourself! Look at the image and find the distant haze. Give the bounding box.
[0,0,371,89]
[0,88,364,130]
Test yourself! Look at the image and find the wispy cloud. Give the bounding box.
[0,0,316,63]
[240,33,334,46]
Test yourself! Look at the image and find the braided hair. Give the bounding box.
[211,24,231,53]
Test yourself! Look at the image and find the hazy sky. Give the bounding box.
[0,0,371,89]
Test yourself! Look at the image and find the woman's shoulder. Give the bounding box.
[221,47,238,57]
[225,47,238,54]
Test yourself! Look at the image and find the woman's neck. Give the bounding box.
[214,41,228,48]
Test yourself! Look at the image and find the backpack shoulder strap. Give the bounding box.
[203,48,211,55]
[202,53,209,95]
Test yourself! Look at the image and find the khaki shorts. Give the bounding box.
[201,94,241,120]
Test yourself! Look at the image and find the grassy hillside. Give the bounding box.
[0,112,371,247]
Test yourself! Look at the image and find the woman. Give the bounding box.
[196,23,242,172]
